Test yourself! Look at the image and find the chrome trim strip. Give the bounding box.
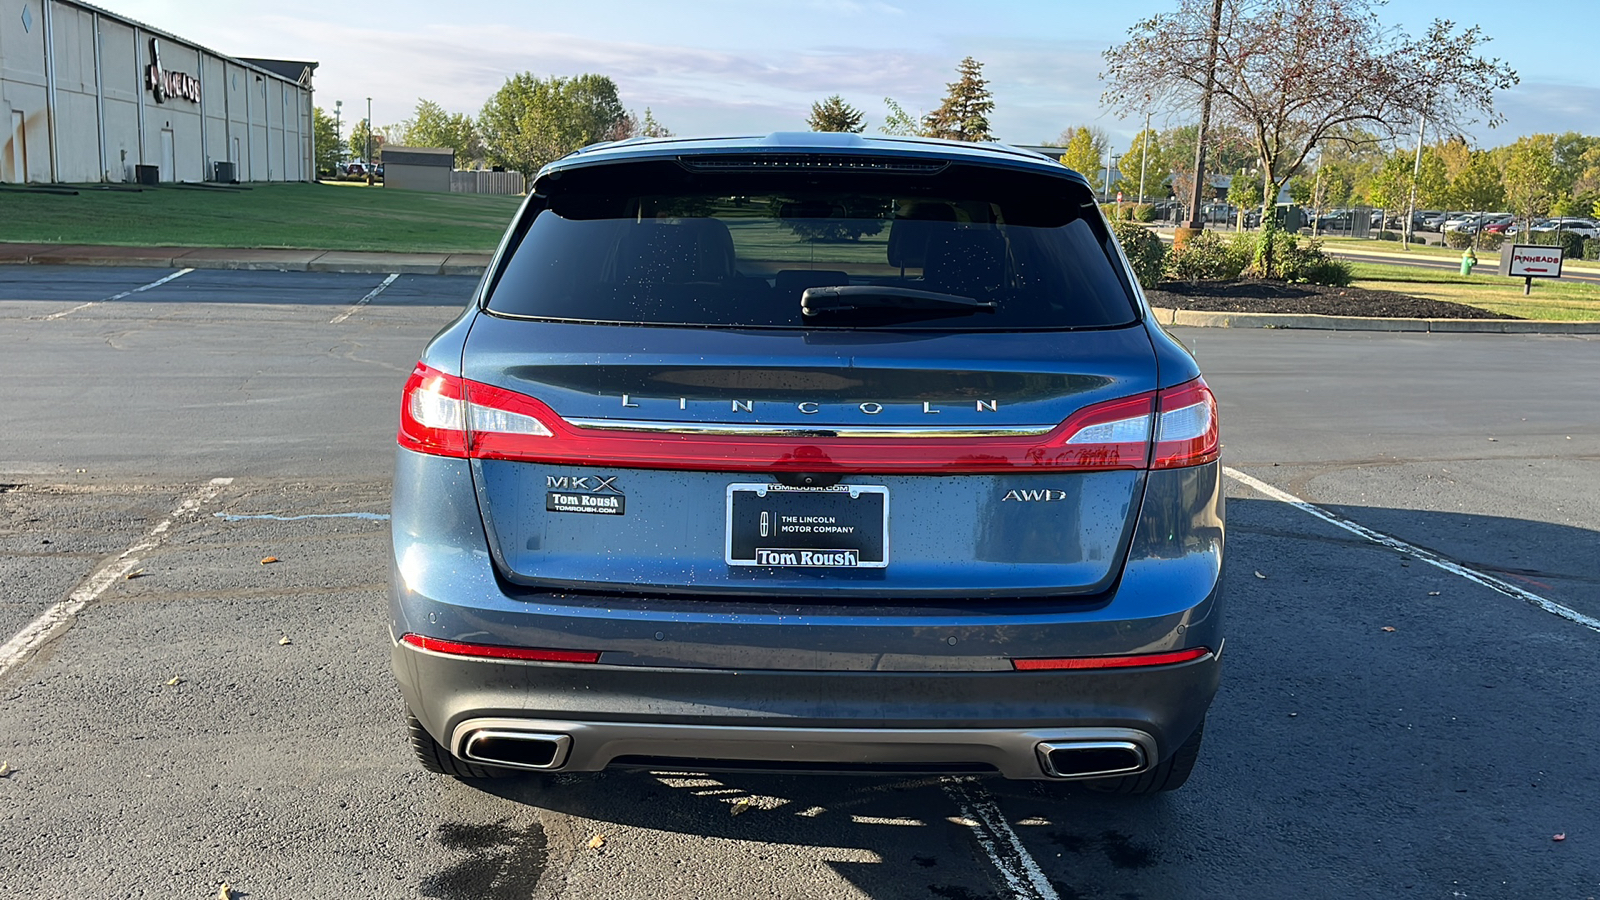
[565,418,1055,438]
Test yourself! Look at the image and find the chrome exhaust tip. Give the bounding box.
[1036,740,1147,779]
[461,729,572,771]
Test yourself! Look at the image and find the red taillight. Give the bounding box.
[401,633,600,663]
[1011,646,1210,670]
[1151,378,1219,469]
[397,364,469,458]
[397,365,1218,473]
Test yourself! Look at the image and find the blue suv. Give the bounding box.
[391,132,1224,793]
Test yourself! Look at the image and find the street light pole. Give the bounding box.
[365,97,373,166]
[1405,110,1424,249]
[1137,106,1151,204]
[334,99,342,152]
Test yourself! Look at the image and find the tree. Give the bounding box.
[1367,151,1416,229]
[312,106,340,177]
[808,95,866,133]
[921,57,995,142]
[1103,1,1518,219]
[637,108,672,138]
[879,98,920,136]
[1445,149,1504,212]
[1057,126,1107,191]
[1226,168,1260,229]
[348,119,384,164]
[477,73,633,178]
[1119,128,1168,202]
[1502,134,1559,237]
[391,99,481,166]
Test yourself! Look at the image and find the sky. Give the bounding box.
[112,0,1599,152]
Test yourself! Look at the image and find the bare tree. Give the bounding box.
[1102,1,1517,219]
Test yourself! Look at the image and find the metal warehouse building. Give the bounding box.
[1,0,315,184]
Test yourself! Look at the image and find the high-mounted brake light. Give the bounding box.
[397,364,1219,473]
[1011,646,1210,670]
[401,633,601,663]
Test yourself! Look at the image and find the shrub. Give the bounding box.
[1529,229,1585,259]
[1473,232,1505,252]
[1584,238,1600,261]
[1164,229,1248,282]
[1130,203,1157,223]
[1109,220,1166,288]
[1376,230,1401,242]
[1245,229,1352,286]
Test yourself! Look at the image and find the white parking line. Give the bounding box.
[1224,466,1600,634]
[0,477,233,679]
[330,273,400,324]
[37,268,194,320]
[213,511,388,522]
[942,777,1060,900]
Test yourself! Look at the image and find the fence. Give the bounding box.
[451,170,526,196]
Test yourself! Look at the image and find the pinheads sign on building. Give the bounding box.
[146,39,201,104]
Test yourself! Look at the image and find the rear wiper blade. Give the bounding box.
[800,285,996,317]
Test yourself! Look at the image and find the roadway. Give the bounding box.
[1,267,1596,899]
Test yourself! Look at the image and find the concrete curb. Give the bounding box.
[1150,307,1600,334]
[0,243,491,278]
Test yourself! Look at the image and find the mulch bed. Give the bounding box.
[1145,280,1517,320]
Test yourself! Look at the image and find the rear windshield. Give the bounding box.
[485,163,1137,330]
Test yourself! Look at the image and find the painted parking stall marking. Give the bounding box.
[329,272,400,323]
[0,477,233,678]
[942,776,1061,900]
[37,267,194,320]
[1224,466,1600,634]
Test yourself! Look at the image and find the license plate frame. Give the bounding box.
[724,483,889,568]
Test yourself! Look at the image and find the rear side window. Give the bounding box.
[486,163,1137,330]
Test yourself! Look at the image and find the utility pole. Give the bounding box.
[1184,0,1225,236]
[334,99,342,154]
[365,96,373,164]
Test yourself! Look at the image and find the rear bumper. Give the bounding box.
[390,449,1225,779]
[449,717,1157,781]
[393,639,1220,779]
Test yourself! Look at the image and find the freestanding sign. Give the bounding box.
[1499,244,1564,295]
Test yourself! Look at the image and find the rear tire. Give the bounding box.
[1082,719,1204,795]
[406,707,516,779]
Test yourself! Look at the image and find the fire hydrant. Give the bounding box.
[1461,248,1477,276]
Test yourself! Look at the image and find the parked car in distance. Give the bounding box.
[1418,211,1447,231]
[1531,218,1600,240]
[1443,212,1498,233]
[1476,215,1517,235]
[391,132,1225,794]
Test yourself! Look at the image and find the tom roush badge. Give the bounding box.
[546,475,625,515]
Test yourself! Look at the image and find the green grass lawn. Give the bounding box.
[1349,262,1600,321]
[0,182,521,253]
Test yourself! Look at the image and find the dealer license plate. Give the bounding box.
[725,483,889,568]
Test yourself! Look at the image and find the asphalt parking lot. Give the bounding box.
[1,266,1597,899]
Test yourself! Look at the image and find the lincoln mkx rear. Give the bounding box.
[390,132,1224,793]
